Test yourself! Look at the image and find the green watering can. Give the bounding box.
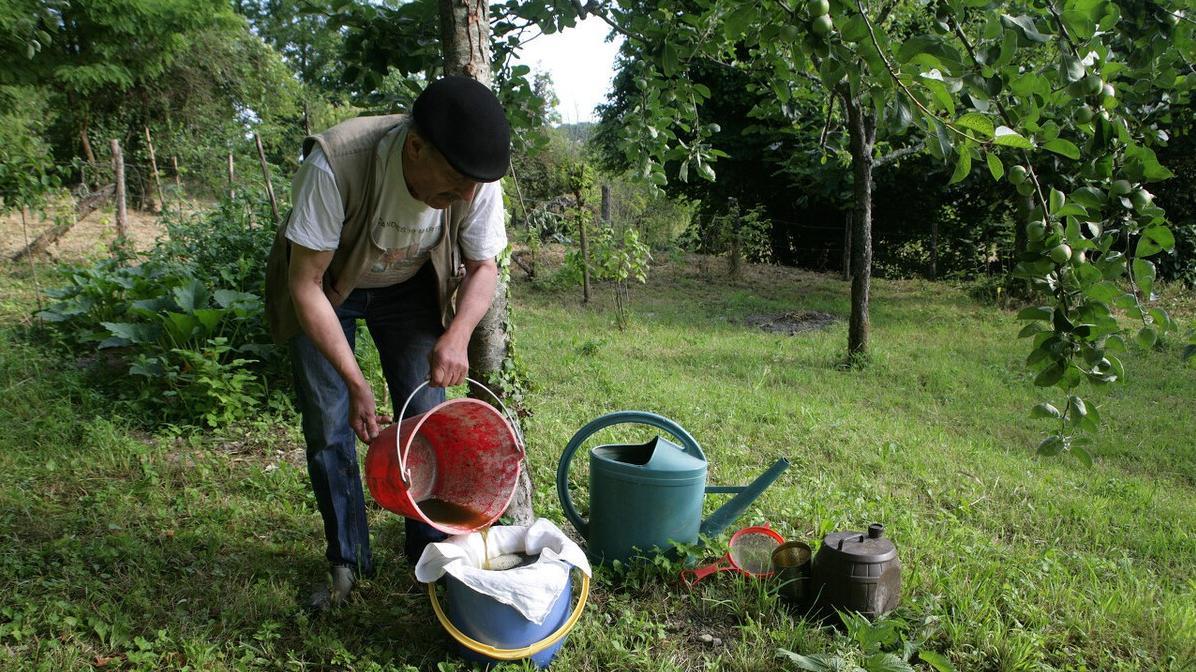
[556,411,790,564]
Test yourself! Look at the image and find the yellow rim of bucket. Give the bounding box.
[428,571,591,661]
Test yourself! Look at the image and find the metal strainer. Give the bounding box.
[680,525,785,588]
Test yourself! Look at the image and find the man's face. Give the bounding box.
[404,133,482,209]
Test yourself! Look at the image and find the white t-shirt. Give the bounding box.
[285,123,507,288]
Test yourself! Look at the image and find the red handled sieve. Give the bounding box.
[680,524,786,588]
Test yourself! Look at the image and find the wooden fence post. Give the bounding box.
[144,127,164,211]
[255,133,279,224]
[111,139,127,242]
[227,152,235,200]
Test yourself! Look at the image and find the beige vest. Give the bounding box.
[264,114,465,344]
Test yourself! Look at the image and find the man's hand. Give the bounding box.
[429,331,469,388]
[348,382,392,443]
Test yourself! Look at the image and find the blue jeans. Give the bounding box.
[290,262,449,576]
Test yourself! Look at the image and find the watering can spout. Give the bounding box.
[699,458,790,538]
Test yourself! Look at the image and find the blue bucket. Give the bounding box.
[429,569,589,668]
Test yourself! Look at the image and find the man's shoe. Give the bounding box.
[305,565,357,613]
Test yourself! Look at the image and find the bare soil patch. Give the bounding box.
[1,193,170,264]
[742,310,839,335]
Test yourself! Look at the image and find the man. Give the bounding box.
[264,76,510,610]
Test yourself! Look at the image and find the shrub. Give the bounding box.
[36,190,284,427]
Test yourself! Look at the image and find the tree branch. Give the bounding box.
[1046,3,1082,56]
[819,94,836,150]
[946,14,1052,218]
[853,0,985,144]
[874,140,925,167]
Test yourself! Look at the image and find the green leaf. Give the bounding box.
[840,16,869,43]
[1049,188,1066,214]
[1031,402,1062,419]
[100,322,159,345]
[1066,395,1088,420]
[1071,443,1093,466]
[918,650,959,672]
[1017,306,1053,321]
[863,653,915,672]
[948,148,972,185]
[1070,186,1107,209]
[956,112,995,138]
[1136,326,1157,349]
[985,152,1004,181]
[1038,435,1065,456]
[1135,225,1176,257]
[723,4,757,39]
[1043,138,1080,160]
[1132,258,1155,298]
[1061,10,1097,39]
[994,126,1033,149]
[922,77,957,116]
[776,650,845,672]
[1060,53,1085,82]
[661,43,680,77]
[1019,322,1048,338]
[1183,344,1196,362]
[1035,362,1066,387]
[1125,144,1176,182]
[1001,14,1050,43]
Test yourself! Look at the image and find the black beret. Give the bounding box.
[412,76,511,183]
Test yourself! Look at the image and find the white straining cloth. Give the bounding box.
[414,518,591,625]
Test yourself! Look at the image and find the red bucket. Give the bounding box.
[364,379,524,535]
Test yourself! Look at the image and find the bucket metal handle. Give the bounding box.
[427,571,591,661]
[396,377,526,484]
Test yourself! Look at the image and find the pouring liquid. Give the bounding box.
[418,497,488,527]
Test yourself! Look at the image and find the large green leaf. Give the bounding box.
[1031,402,1062,419]
[994,126,1033,148]
[100,322,160,346]
[948,148,972,185]
[863,653,914,672]
[1035,362,1066,387]
[985,151,1004,180]
[917,650,959,672]
[1061,10,1097,40]
[1001,14,1051,44]
[723,4,757,39]
[1125,144,1176,182]
[956,112,994,138]
[1060,53,1085,82]
[1038,434,1065,456]
[1132,258,1156,298]
[1135,225,1176,257]
[1043,138,1080,160]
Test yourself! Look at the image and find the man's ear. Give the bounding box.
[405,130,428,161]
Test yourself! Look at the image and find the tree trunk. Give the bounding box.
[439,0,492,84]
[11,184,114,262]
[844,96,875,360]
[930,218,938,280]
[440,0,533,526]
[601,184,611,223]
[842,212,852,281]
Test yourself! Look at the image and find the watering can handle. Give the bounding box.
[556,411,705,539]
[395,377,526,483]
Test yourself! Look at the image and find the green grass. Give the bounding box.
[0,252,1193,671]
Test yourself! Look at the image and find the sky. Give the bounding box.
[512,17,623,125]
